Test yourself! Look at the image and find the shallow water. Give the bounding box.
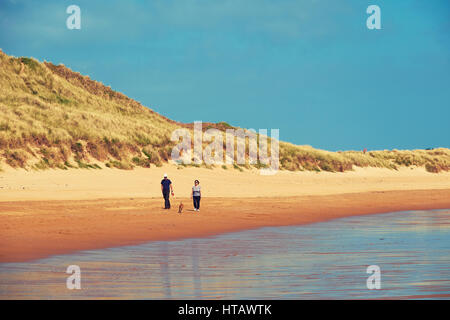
[1,209,450,299]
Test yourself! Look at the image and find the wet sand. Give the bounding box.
[1,189,450,263]
[3,209,449,299]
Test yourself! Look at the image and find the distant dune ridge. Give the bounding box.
[0,49,449,173]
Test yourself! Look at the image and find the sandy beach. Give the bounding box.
[1,166,450,263]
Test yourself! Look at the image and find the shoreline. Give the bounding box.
[1,189,450,263]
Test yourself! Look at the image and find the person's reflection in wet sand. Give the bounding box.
[159,242,172,298]
[191,240,203,298]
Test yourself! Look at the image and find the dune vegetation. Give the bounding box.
[0,50,449,173]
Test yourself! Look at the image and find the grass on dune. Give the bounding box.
[0,50,181,170]
[279,143,450,173]
[0,49,449,173]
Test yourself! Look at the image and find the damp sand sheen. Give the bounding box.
[0,209,449,299]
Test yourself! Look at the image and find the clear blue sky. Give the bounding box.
[1,0,449,151]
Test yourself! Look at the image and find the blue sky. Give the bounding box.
[1,0,449,150]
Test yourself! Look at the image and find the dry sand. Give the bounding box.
[0,165,450,262]
[1,165,450,201]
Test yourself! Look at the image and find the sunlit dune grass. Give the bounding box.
[0,49,449,173]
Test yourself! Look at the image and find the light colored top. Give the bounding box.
[192,185,201,197]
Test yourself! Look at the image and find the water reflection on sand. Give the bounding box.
[1,210,449,299]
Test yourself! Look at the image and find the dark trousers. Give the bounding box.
[163,189,171,209]
[193,196,201,210]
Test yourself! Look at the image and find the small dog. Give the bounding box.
[178,202,184,213]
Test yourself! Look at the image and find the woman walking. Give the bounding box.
[191,180,201,212]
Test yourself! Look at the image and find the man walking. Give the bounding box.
[161,173,174,209]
